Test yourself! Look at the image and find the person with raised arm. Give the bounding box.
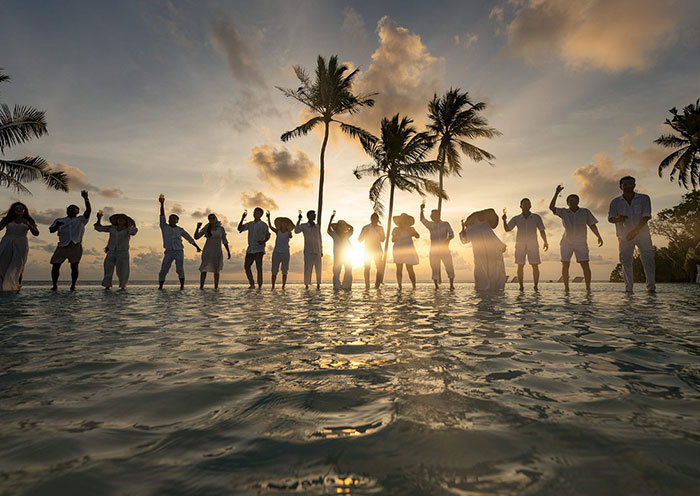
[549,185,603,292]
[49,190,91,291]
[0,202,39,292]
[358,213,385,289]
[420,203,455,290]
[158,195,200,290]
[195,213,230,290]
[328,211,354,290]
[503,198,548,291]
[94,212,138,290]
[266,211,294,289]
[460,209,506,291]
[608,176,655,293]
[392,213,420,290]
[295,210,322,289]
[238,207,270,289]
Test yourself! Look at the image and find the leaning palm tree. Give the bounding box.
[277,55,375,225]
[426,88,501,214]
[0,69,68,193]
[654,99,700,189]
[354,114,444,282]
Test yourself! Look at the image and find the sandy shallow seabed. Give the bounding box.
[1,283,699,495]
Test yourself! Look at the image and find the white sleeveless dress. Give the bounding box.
[0,222,30,291]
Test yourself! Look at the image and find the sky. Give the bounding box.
[2,0,699,283]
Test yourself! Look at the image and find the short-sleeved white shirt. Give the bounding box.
[160,215,196,251]
[294,222,322,254]
[608,193,652,239]
[239,220,270,254]
[555,207,597,244]
[51,216,88,246]
[506,213,545,245]
[96,225,138,251]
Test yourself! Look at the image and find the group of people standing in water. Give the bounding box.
[0,175,656,294]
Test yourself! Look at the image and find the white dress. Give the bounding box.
[199,227,228,273]
[460,221,506,291]
[0,222,30,291]
[392,227,419,265]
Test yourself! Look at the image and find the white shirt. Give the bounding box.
[506,213,545,245]
[294,222,322,255]
[359,223,385,253]
[95,224,138,251]
[421,218,454,246]
[554,207,597,244]
[608,193,652,239]
[160,215,196,251]
[273,231,291,255]
[239,220,270,254]
[51,216,88,247]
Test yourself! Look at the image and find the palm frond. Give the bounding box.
[368,176,388,215]
[0,171,31,194]
[280,116,323,142]
[0,156,69,193]
[654,134,688,148]
[0,104,48,153]
[338,121,377,153]
[458,140,496,164]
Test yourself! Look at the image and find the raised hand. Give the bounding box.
[81,190,89,199]
[159,194,165,204]
[555,184,564,194]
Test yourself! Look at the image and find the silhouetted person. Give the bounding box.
[392,213,420,290]
[328,212,354,290]
[420,204,455,289]
[358,213,385,289]
[195,213,231,289]
[238,207,270,289]
[267,212,294,289]
[503,198,548,291]
[460,209,506,291]
[49,190,91,291]
[94,212,137,290]
[608,176,655,293]
[158,195,200,290]
[295,210,322,289]
[549,185,603,292]
[0,202,39,292]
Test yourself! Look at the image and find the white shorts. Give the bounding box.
[514,243,540,265]
[560,239,589,263]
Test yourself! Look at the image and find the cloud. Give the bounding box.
[342,7,368,44]
[220,89,283,132]
[170,203,185,215]
[240,191,278,210]
[454,33,478,48]
[351,16,445,132]
[32,208,65,225]
[489,6,505,22]
[210,15,265,86]
[618,127,666,173]
[50,163,122,198]
[248,145,316,189]
[504,0,677,71]
[572,152,633,214]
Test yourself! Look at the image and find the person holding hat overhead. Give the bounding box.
[266,211,294,289]
[392,213,420,290]
[49,190,91,291]
[94,211,138,290]
[328,211,354,290]
[420,203,456,290]
[460,208,506,291]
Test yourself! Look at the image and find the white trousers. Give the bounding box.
[103,250,130,288]
[429,247,455,280]
[332,261,353,289]
[159,250,185,281]
[618,234,655,292]
[304,252,322,286]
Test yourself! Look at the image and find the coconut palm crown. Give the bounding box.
[655,99,700,189]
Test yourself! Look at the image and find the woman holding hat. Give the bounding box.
[392,213,420,290]
[460,208,506,291]
[94,211,138,290]
[328,211,354,290]
[267,212,294,289]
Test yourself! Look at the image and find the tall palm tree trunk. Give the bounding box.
[380,181,396,284]
[318,119,330,225]
[437,158,445,215]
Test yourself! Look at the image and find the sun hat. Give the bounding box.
[109,213,135,227]
[331,220,353,233]
[274,217,295,232]
[393,213,415,227]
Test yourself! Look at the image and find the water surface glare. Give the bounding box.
[1,283,699,495]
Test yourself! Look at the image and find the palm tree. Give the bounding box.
[654,99,700,189]
[277,55,375,225]
[426,88,501,214]
[0,69,68,193]
[353,114,444,281]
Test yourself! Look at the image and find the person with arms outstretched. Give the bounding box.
[267,211,294,289]
[503,198,548,291]
[158,195,200,290]
[549,185,603,292]
[295,210,322,289]
[608,176,655,293]
[195,213,231,289]
[49,190,91,291]
[94,212,138,290]
[358,213,385,289]
[420,203,455,290]
[238,207,270,289]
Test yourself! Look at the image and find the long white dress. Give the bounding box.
[392,227,420,265]
[0,222,30,292]
[199,227,228,273]
[460,221,506,291]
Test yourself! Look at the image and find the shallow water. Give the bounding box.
[1,283,699,495]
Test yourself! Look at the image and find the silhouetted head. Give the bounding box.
[205,213,220,237]
[566,194,580,209]
[307,210,316,223]
[207,213,217,225]
[520,198,531,213]
[115,216,127,228]
[370,212,380,225]
[2,202,34,225]
[430,209,440,222]
[66,204,80,218]
[253,207,264,220]
[619,176,636,195]
[331,220,353,239]
[168,214,179,227]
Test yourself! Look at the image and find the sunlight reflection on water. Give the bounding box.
[1,283,699,495]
